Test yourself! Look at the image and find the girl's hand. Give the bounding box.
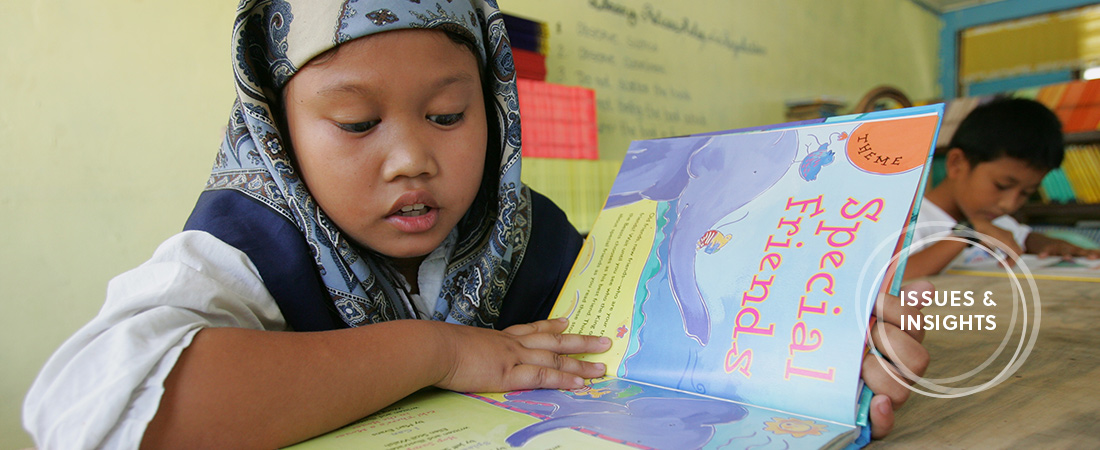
[432,318,611,393]
[862,280,932,439]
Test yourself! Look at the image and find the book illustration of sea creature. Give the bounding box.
[763,417,828,438]
[697,229,732,254]
[501,388,748,448]
[604,131,797,346]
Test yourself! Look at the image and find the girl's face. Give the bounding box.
[283,29,487,261]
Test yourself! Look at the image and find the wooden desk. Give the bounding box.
[868,273,1100,448]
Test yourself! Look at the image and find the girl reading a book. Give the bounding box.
[23,0,931,447]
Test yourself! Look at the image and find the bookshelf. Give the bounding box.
[1065,130,1100,145]
[934,81,1100,228]
[1014,134,1100,226]
[933,130,1100,226]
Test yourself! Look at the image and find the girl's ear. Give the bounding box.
[944,147,971,180]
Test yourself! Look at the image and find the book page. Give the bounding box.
[289,378,858,450]
[550,199,658,367]
[551,107,942,425]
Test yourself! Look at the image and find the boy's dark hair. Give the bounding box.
[949,97,1064,170]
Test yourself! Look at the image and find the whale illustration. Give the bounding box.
[603,131,798,345]
[503,389,748,448]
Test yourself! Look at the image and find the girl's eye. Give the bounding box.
[429,112,464,126]
[336,121,378,133]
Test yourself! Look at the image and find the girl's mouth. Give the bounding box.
[397,203,430,217]
[387,193,440,234]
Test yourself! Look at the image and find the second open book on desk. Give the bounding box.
[289,104,944,450]
[948,252,1100,282]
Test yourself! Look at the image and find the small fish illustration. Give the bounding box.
[697,230,732,254]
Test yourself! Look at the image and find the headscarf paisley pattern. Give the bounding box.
[208,0,530,328]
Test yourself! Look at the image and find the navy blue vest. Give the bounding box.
[184,190,583,331]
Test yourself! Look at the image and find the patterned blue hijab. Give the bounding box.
[209,0,530,327]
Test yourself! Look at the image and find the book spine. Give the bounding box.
[1072,145,1100,203]
[1054,168,1078,203]
[1057,80,1087,132]
[1083,145,1100,203]
[1062,147,1088,202]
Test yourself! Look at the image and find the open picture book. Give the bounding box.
[288,104,944,450]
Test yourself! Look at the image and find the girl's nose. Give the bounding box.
[381,121,438,181]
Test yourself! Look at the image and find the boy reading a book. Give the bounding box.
[905,98,1100,279]
[24,1,931,447]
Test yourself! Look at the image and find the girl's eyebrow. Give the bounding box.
[316,82,374,98]
[316,72,477,98]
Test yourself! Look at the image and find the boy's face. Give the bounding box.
[283,29,487,260]
[949,153,1047,221]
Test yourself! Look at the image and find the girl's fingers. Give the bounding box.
[505,352,607,391]
[517,332,612,356]
[506,364,587,391]
[861,353,912,409]
[501,317,569,337]
[868,394,895,439]
[869,322,929,382]
[502,319,611,356]
[523,350,607,379]
[881,280,934,343]
[875,298,926,343]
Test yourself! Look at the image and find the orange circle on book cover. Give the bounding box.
[845,115,938,174]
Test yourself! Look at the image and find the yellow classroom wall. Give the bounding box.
[1,2,238,447]
[507,0,941,231]
[504,0,942,162]
[0,1,939,448]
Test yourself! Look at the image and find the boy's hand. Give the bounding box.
[433,318,611,393]
[862,280,932,439]
[969,219,1023,265]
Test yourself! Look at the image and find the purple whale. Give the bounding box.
[604,131,799,346]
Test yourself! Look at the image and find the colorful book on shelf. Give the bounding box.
[1010,86,1040,100]
[1053,79,1100,133]
[1035,82,1069,112]
[516,79,599,160]
[1062,146,1088,203]
[1064,145,1100,203]
[784,97,847,121]
[1039,167,1077,204]
[288,105,945,450]
[502,13,549,80]
[502,13,548,55]
[1088,145,1100,203]
[1074,80,1100,132]
[512,47,547,80]
[1053,80,1085,131]
[1080,146,1100,203]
